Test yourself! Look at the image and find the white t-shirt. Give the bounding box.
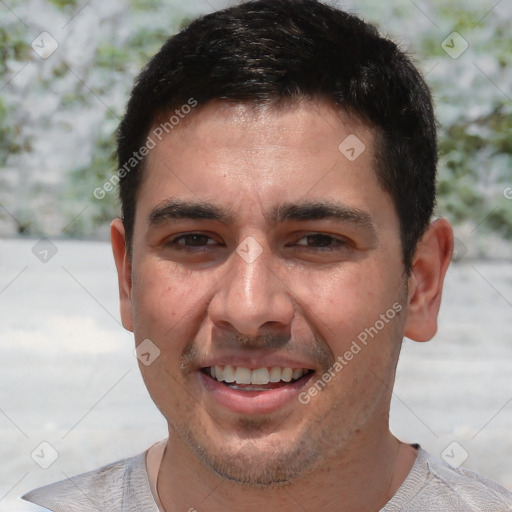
[22,442,512,512]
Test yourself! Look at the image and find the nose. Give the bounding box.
[208,239,295,338]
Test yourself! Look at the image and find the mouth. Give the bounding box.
[201,365,314,391]
[198,364,315,415]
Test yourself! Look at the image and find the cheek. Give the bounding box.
[131,259,203,336]
[288,261,405,400]
[288,264,390,340]
[138,359,194,427]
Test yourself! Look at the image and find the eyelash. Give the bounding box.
[166,233,219,251]
[293,233,349,250]
[165,233,349,251]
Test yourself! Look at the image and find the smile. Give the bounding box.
[198,365,315,414]
[202,365,313,390]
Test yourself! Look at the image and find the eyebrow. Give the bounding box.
[147,199,376,237]
[148,199,236,226]
[271,201,374,229]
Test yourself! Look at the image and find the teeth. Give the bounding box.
[208,366,308,385]
[251,368,269,385]
[281,368,293,382]
[234,366,252,384]
[223,365,235,383]
[269,366,281,382]
[292,368,303,380]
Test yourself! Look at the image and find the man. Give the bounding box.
[23,0,512,510]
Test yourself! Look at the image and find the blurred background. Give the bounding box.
[1,0,511,248]
[1,0,511,510]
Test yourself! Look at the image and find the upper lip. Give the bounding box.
[197,353,316,371]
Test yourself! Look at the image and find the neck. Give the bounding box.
[156,427,418,512]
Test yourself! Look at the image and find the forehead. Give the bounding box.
[149,99,373,159]
[136,99,394,231]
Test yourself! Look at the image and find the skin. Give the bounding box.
[111,99,453,511]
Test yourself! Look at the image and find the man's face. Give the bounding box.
[122,100,409,484]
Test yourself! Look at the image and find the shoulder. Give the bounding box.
[383,448,512,512]
[22,451,158,512]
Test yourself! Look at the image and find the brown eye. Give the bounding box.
[165,233,218,250]
[295,234,347,249]
[177,234,211,246]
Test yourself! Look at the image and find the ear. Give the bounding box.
[404,218,453,342]
[111,218,134,332]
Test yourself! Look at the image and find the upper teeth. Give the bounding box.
[209,366,307,385]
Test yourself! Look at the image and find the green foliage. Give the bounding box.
[47,0,79,9]
[63,125,120,237]
[127,26,174,63]
[0,96,22,166]
[95,44,131,73]
[129,0,164,10]
[421,2,512,238]
[0,26,30,75]
[0,0,510,243]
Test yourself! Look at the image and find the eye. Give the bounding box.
[294,234,348,249]
[165,233,219,250]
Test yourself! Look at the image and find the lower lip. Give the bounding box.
[198,371,314,415]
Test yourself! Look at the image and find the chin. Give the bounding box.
[179,422,326,486]
[198,446,314,486]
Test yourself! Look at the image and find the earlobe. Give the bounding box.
[111,218,134,332]
[404,218,454,342]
